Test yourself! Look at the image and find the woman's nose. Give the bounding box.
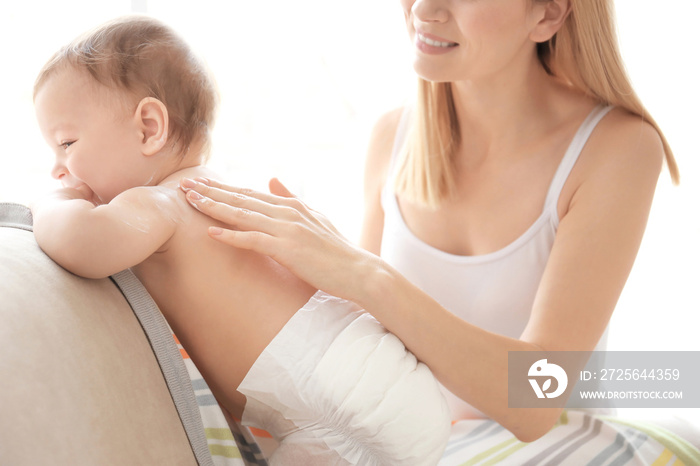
[411,0,449,23]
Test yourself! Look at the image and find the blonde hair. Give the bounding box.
[34,15,219,160]
[395,0,679,207]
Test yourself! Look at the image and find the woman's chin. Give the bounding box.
[412,63,459,84]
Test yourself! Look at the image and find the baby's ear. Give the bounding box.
[135,97,169,156]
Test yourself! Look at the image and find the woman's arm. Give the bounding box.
[179,111,663,442]
[182,177,560,440]
[369,111,663,439]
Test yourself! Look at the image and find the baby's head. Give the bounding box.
[34,16,218,203]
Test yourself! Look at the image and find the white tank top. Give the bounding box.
[380,104,613,419]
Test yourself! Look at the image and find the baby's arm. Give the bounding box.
[33,187,179,279]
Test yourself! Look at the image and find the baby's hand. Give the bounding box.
[60,185,98,204]
[51,183,101,206]
[31,185,98,215]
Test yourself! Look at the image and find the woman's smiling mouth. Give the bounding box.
[417,32,458,48]
[414,31,458,55]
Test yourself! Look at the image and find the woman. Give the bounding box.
[181,0,698,462]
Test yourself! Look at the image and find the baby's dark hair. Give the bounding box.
[34,15,218,160]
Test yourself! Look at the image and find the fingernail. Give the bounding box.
[188,190,204,201]
[209,227,223,236]
[181,178,196,189]
[194,177,210,185]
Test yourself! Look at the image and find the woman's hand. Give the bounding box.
[179,177,381,302]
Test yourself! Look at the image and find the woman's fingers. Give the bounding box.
[180,177,317,226]
[179,176,367,301]
[208,226,279,257]
[185,189,285,236]
[268,177,294,198]
[181,177,299,210]
[181,177,255,205]
[199,202,310,268]
[182,179,294,219]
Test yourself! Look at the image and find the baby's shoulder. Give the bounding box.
[108,186,186,251]
[116,185,183,215]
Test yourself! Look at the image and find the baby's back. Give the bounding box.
[132,168,451,464]
[131,166,316,418]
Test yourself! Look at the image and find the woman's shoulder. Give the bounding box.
[559,105,664,219]
[585,106,665,181]
[596,107,664,150]
[373,106,406,132]
[366,107,406,160]
[363,106,407,188]
[553,86,664,177]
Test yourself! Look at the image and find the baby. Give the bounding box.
[31,16,449,465]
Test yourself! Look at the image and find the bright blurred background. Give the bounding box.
[2,1,698,427]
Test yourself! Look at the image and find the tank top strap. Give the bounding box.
[386,104,613,211]
[543,104,614,209]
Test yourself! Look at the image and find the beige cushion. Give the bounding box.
[0,221,198,465]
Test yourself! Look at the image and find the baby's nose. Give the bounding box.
[50,162,68,181]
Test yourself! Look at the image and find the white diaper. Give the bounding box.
[237,291,450,466]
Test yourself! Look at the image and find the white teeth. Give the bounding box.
[418,33,455,48]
